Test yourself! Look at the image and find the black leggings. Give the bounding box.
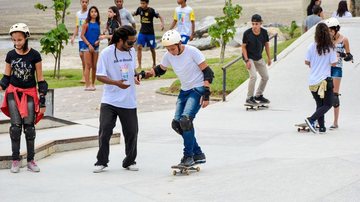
[7,93,36,161]
[309,79,334,128]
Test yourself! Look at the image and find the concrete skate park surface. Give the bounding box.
[1,17,360,201]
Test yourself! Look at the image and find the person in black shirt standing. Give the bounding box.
[242,14,271,104]
[100,6,122,43]
[133,0,164,69]
[0,23,48,173]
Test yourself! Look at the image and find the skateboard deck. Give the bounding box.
[244,103,269,111]
[295,123,310,132]
[171,164,200,175]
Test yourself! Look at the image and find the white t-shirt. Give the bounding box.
[173,6,195,36]
[161,45,205,91]
[96,45,137,108]
[120,8,136,26]
[305,42,337,85]
[331,11,353,18]
[76,10,88,41]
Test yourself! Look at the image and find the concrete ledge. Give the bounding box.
[0,133,120,169]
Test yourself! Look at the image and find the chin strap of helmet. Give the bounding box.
[177,43,182,55]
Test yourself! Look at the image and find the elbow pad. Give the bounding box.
[153,65,166,77]
[38,80,48,95]
[344,53,353,62]
[0,75,10,90]
[202,66,214,83]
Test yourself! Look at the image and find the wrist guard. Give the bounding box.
[153,65,166,77]
[338,52,346,58]
[0,75,10,90]
[344,53,353,62]
[38,80,48,95]
[39,94,46,108]
[136,70,146,80]
[203,86,211,101]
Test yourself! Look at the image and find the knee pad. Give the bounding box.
[333,93,340,108]
[171,119,183,135]
[9,124,22,141]
[24,124,36,141]
[179,116,193,132]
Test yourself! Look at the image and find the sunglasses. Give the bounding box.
[126,40,136,46]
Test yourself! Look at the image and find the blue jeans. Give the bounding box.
[174,86,204,157]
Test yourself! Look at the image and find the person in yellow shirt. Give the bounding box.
[170,0,195,44]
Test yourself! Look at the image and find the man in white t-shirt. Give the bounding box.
[170,0,195,44]
[304,23,337,134]
[93,25,144,173]
[114,0,136,29]
[144,30,214,167]
[71,0,89,83]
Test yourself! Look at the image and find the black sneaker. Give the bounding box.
[254,95,270,104]
[193,153,206,164]
[319,127,326,134]
[246,96,258,105]
[179,156,194,167]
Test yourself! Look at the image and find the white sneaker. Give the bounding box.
[93,165,106,173]
[27,160,40,172]
[126,164,139,171]
[10,160,21,173]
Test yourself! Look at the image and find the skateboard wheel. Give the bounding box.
[186,171,190,175]
[246,108,249,111]
[196,167,200,172]
[297,128,300,132]
[173,170,177,176]
[307,129,310,132]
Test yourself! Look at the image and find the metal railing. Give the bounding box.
[221,33,278,101]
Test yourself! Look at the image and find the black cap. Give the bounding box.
[251,14,262,22]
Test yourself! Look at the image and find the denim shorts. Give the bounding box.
[80,44,99,52]
[79,41,86,52]
[331,66,342,78]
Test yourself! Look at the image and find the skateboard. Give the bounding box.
[295,123,310,132]
[244,103,269,111]
[171,164,200,175]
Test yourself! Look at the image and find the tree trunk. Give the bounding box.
[351,0,360,16]
[57,47,62,79]
[53,56,58,78]
[220,40,226,64]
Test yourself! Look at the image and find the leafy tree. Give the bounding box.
[208,0,242,63]
[35,0,71,79]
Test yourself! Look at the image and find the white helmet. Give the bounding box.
[9,23,30,37]
[324,17,340,28]
[161,30,181,47]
